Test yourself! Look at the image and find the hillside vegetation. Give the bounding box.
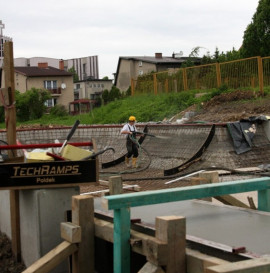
[1,86,270,129]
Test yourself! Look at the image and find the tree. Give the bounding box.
[16,88,51,121]
[240,0,270,57]
[68,66,79,82]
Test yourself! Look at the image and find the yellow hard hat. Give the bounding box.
[129,116,136,121]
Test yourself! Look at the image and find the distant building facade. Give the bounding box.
[0,20,12,68]
[74,79,113,100]
[14,63,74,109]
[115,52,201,92]
[14,56,99,81]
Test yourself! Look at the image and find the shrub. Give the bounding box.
[50,104,68,117]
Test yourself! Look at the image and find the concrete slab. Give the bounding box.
[94,198,270,256]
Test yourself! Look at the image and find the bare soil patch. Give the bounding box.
[188,90,270,123]
[0,232,25,273]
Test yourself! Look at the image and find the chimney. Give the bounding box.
[38,62,48,68]
[59,59,64,70]
[155,53,162,58]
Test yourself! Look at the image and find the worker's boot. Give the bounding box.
[125,157,131,167]
[132,157,137,168]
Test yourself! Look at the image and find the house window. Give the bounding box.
[76,83,80,89]
[44,80,57,90]
[139,70,143,76]
[139,61,142,67]
[45,98,57,107]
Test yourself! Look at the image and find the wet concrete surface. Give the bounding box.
[94,198,270,256]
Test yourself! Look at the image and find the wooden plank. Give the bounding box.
[94,218,231,273]
[138,262,165,273]
[145,237,168,266]
[102,177,270,210]
[191,177,211,201]
[155,216,186,273]
[247,196,256,210]
[213,195,250,209]
[72,195,94,273]
[206,256,270,273]
[22,241,77,273]
[109,176,123,195]
[99,179,141,192]
[186,249,229,273]
[61,222,81,243]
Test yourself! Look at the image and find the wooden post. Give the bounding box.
[72,195,95,273]
[257,56,264,95]
[199,171,219,202]
[109,176,123,195]
[153,74,158,95]
[165,79,169,93]
[216,63,221,88]
[3,41,17,155]
[182,68,188,91]
[4,41,20,262]
[10,190,21,262]
[131,78,135,96]
[155,216,186,273]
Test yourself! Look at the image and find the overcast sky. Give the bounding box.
[2,0,259,78]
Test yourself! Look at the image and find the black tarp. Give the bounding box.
[227,116,268,154]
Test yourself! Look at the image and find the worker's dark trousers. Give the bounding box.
[126,138,138,158]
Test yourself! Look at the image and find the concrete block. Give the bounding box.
[20,187,79,273]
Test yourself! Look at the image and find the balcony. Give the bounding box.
[47,88,62,95]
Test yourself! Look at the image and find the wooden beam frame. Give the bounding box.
[102,177,270,273]
[22,241,77,273]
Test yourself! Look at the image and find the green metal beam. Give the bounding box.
[104,177,270,210]
[113,208,131,273]
[104,177,270,273]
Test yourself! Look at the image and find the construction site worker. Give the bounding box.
[121,116,139,168]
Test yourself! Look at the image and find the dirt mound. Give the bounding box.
[189,90,270,123]
[0,232,25,273]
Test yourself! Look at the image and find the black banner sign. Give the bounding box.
[0,159,97,190]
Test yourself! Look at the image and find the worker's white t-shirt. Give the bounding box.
[121,124,137,133]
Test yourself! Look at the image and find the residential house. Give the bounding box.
[14,55,99,81]
[115,52,201,91]
[14,63,74,109]
[74,78,113,100]
[69,78,113,115]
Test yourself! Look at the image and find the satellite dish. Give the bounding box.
[61,83,66,89]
